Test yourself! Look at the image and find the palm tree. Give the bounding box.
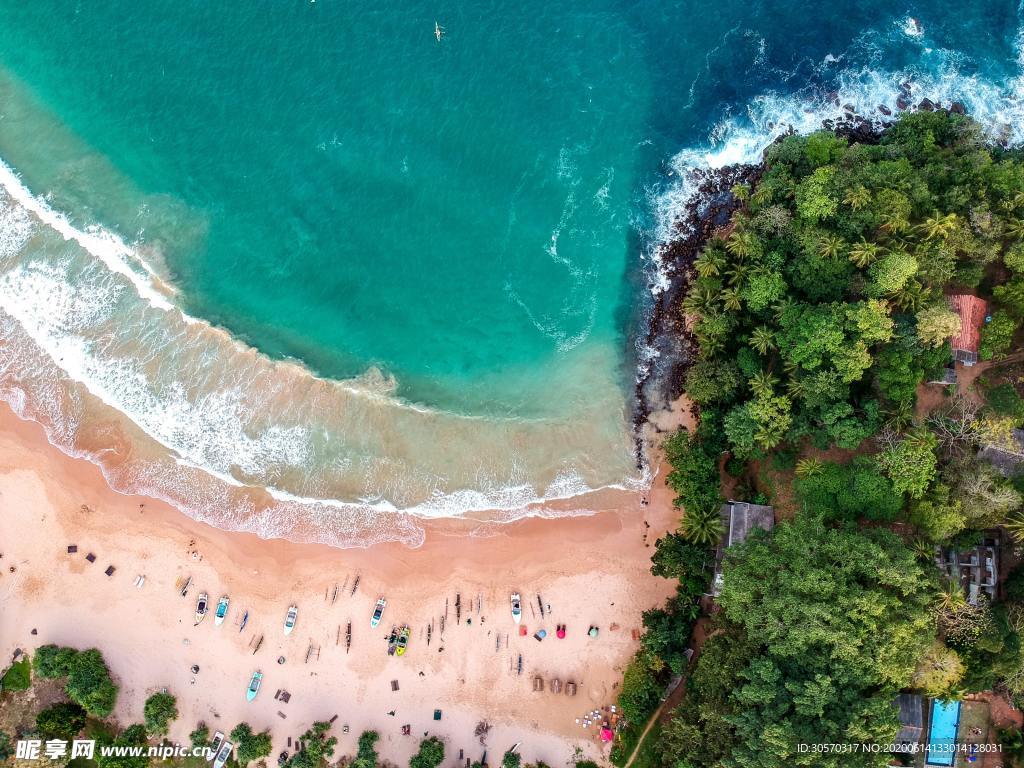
[785,376,805,400]
[749,370,778,397]
[682,287,718,316]
[1004,511,1024,543]
[795,457,823,478]
[751,184,773,207]
[694,250,725,278]
[883,400,914,432]
[681,504,724,546]
[910,537,935,561]
[818,235,845,260]
[772,297,794,324]
[750,326,775,355]
[1005,217,1024,242]
[720,287,742,312]
[755,422,786,450]
[848,240,880,268]
[730,183,750,202]
[725,263,749,287]
[890,280,925,311]
[844,185,871,211]
[919,212,959,241]
[725,229,759,259]
[880,209,909,234]
[937,576,968,614]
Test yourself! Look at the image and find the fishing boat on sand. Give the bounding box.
[386,625,399,655]
[207,731,224,762]
[246,670,263,702]
[371,598,386,628]
[511,593,522,624]
[215,596,230,626]
[396,625,410,656]
[195,593,209,625]
[284,605,298,636]
[212,741,233,768]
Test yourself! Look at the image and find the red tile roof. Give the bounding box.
[948,294,988,353]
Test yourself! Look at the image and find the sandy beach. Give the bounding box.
[0,402,685,765]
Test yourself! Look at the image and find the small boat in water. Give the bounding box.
[371,598,386,628]
[207,731,224,762]
[212,740,233,768]
[195,593,209,625]
[434,21,444,42]
[239,610,249,633]
[215,596,230,626]
[386,625,399,656]
[284,605,298,636]
[396,625,411,656]
[246,670,263,702]
[511,593,522,624]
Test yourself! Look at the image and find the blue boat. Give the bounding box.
[246,670,262,702]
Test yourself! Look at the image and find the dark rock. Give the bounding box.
[918,98,936,111]
[950,101,966,114]
[896,95,911,110]
[842,103,855,113]
[878,104,892,116]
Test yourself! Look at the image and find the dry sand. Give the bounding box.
[0,402,687,766]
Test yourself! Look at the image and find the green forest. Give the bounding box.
[616,111,1024,768]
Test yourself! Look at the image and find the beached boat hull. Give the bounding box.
[215,597,229,626]
[284,606,297,636]
[246,671,262,702]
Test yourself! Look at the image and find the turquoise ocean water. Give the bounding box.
[0,0,1023,545]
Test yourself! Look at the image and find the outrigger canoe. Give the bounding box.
[207,731,224,762]
[239,610,249,633]
[212,741,233,768]
[371,598,386,628]
[284,605,298,636]
[215,596,230,626]
[511,593,522,624]
[386,625,399,656]
[396,625,410,656]
[195,592,209,625]
[246,670,263,702]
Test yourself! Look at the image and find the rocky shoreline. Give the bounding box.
[632,97,972,458]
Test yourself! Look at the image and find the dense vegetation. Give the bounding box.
[33,645,119,717]
[618,111,1024,767]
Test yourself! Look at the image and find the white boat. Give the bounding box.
[284,605,298,636]
[207,731,224,762]
[370,597,386,628]
[215,596,230,626]
[212,741,233,768]
[511,593,522,624]
[246,670,262,702]
[195,592,209,625]
[434,21,444,41]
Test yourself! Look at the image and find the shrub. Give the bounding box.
[409,737,445,768]
[231,722,272,765]
[1,658,31,691]
[352,730,379,768]
[980,311,1017,360]
[144,692,178,736]
[66,649,118,717]
[36,702,88,740]
[33,645,77,679]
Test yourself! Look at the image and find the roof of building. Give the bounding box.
[949,294,988,353]
[894,694,923,744]
[977,428,1024,476]
[722,501,774,547]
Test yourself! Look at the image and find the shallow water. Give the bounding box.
[0,0,1022,545]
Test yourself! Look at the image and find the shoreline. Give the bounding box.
[0,399,687,765]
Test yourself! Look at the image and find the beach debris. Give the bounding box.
[85,552,96,563]
[134,575,146,589]
[519,626,527,637]
[556,624,566,639]
[433,709,442,721]
[516,654,523,675]
[588,625,599,638]
[67,545,77,554]
[474,721,491,745]
[104,565,116,576]
[532,676,544,692]
[178,575,192,597]
[331,584,339,603]
[551,678,562,694]
[533,630,546,642]
[250,634,264,654]
[239,611,249,633]
[536,595,544,618]
[427,622,432,646]
[566,680,577,696]
[346,621,352,653]
[350,575,360,596]
[277,711,286,719]
[402,725,411,736]
[391,679,399,691]
[445,597,449,622]
[455,593,461,623]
